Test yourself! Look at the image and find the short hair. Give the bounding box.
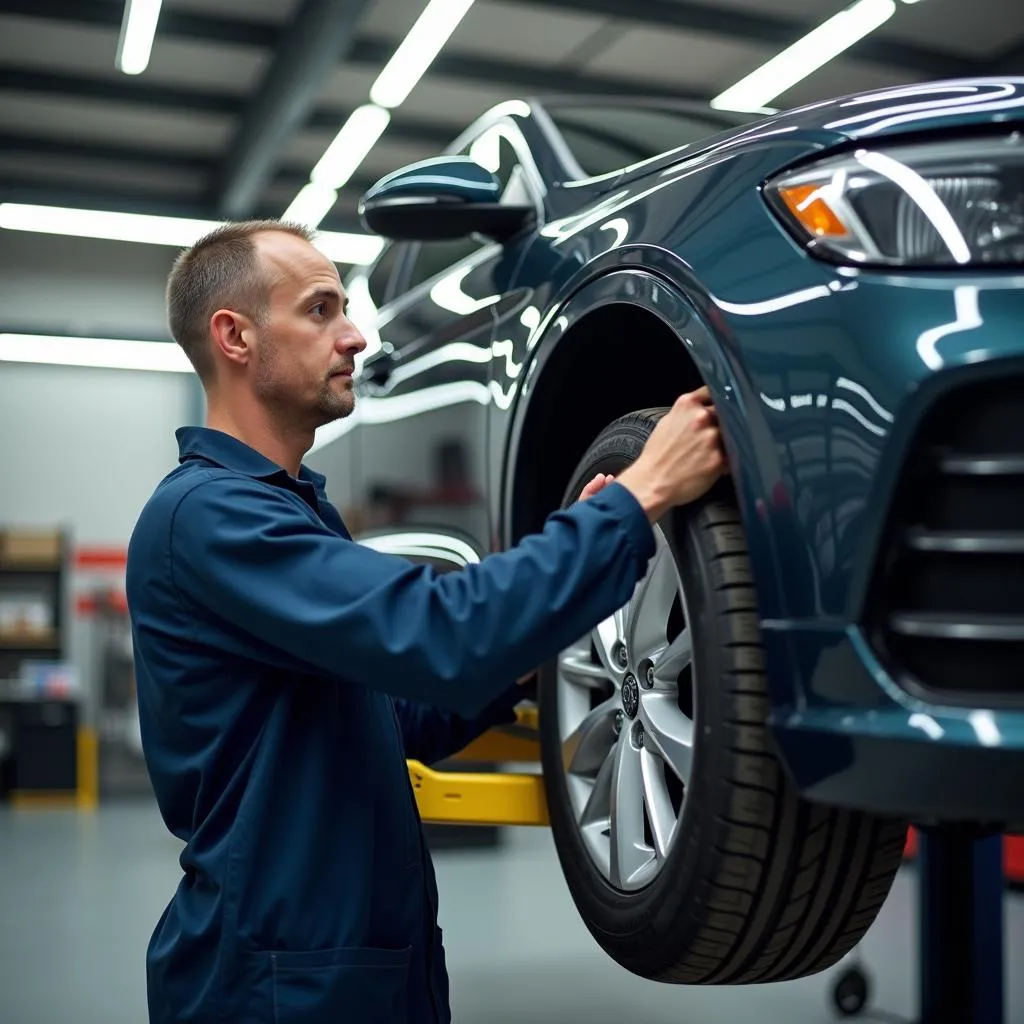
[166,219,316,384]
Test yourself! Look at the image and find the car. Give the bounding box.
[308,77,1024,987]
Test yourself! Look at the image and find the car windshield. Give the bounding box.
[542,102,756,179]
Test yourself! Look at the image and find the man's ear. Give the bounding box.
[209,309,251,368]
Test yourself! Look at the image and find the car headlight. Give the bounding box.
[765,134,1024,267]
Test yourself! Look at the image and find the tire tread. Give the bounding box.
[655,500,907,985]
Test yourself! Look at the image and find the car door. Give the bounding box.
[348,118,544,561]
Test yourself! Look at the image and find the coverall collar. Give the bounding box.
[176,425,328,490]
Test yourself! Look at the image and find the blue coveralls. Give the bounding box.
[126,425,656,1023]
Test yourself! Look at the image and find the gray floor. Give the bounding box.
[0,801,1020,1024]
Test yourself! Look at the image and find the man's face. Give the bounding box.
[247,231,368,430]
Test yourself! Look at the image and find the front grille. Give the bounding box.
[866,376,1024,705]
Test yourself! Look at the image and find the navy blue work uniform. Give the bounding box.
[126,426,656,1024]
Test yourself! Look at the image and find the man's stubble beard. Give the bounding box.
[253,336,356,432]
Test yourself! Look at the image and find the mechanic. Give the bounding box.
[125,219,726,1024]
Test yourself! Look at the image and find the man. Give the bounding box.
[126,220,725,1024]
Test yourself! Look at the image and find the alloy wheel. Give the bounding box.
[555,524,696,892]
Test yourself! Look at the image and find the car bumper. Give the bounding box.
[746,273,1024,826]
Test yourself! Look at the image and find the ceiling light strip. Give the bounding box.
[711,0,899,114]
[286,0,477,229]
[0,333,193,373]
[116,0,165,76]
[0,203,384,265]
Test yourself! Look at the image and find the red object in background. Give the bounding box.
[904,828,1024,884]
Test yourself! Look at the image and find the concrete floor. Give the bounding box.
[0,801,1020,1024]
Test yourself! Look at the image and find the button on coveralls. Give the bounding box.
[126,426,656,1024]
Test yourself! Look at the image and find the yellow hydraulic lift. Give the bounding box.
[406,704,550,827]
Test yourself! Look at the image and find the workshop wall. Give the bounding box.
[0,231,194,546]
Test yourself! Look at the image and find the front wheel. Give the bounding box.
[538,408,908,984]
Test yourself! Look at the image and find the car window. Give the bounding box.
[543,102,754,178]
[400,124,532,297]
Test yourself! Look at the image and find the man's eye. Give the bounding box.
[311,302,325,316]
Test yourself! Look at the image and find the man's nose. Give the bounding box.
[337,326,367,354]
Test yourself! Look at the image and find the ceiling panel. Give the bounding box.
[875,0,1022,59]
[356,0,431,42]
[163,0,301,24]
[582,26,776,94]
[0,14,268,95]
[448,0,607,66]
[317,63,384,110]
[659,0,846,17]
[393,76,520,129]
[0,15,121,78]
[283,125,440,168]
[0,153,208,199]
[0,93,232,154]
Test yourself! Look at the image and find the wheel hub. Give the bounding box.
[621,673,639,719]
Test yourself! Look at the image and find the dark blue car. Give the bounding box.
[310,77,1024,986]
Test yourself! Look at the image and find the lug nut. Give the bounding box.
[644,664,655,689]
[613,642,628,668]
[614,711,624,734]
[634,723,645,747]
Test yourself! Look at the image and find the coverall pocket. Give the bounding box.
[269,943,411,1024]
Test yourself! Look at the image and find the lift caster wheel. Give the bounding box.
[832,966,870,1017]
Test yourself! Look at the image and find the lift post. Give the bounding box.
[917,827,1005,1024]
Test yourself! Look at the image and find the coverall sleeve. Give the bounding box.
[393,683,525,765]
[169,475,655,719]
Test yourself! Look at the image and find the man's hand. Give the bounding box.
[579,472,614,501]
[617,386,727,523]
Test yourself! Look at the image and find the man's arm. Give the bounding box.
[392,684,524,765]
[168,474,655,719]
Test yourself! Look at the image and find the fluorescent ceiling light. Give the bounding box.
[311,104,392,189]
[370,0,476,109]
[116,0,164,75]
[314,230,384,265]
[0,203,382,265]
[711,0,897,113]
[0,202,218,247]
[282,182,340,229]
[0,334,192,373]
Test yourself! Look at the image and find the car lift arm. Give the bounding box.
[406,704,549,828]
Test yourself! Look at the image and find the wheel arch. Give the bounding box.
[502,264,793,683]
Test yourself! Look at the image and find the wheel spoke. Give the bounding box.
[561,697,618,777]
[626,532,680,662]
[651,628,692,686]
[609,732,649,889]
[640,747,676,860]
[640,692,694,784]
[578,746,615,828]
[558,646,611,691]
[592,608,626,680]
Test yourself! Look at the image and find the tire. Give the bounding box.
[537,408,908,984]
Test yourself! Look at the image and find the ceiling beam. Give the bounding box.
[0,131,379,195]
[0,0,978,81]
[508,0,980,79]
[0,177,366,234]
[0,0,276,47]
[213,0,375,219]
[0,69,454,147]
[348,36,707,101]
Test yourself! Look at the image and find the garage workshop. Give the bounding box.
[2,0,1024,1022]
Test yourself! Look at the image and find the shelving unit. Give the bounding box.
[0,526,85,806]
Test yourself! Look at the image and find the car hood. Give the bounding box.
[596,77,1024,192]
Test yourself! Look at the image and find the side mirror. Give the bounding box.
[358,156,534,243]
